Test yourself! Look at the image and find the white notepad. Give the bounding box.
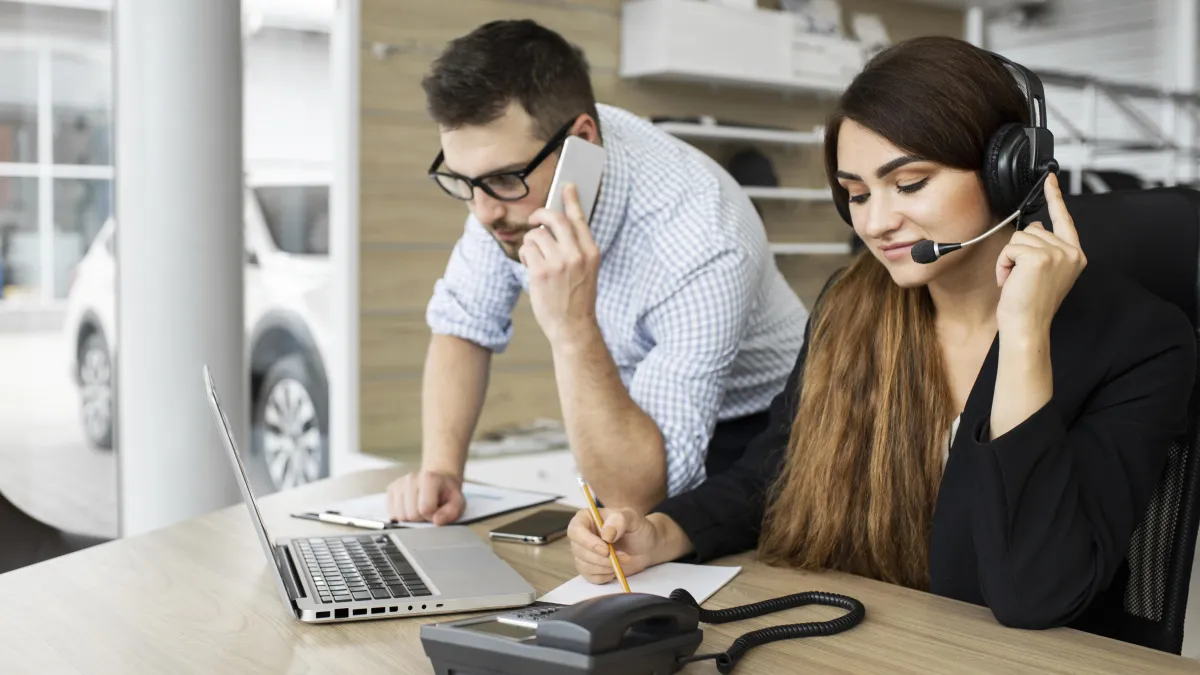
[539,562,741,605]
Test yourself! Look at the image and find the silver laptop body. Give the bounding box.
[203,365,535,623]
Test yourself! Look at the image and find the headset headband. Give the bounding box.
[988,51,1054,178]
[989,53,1048,128]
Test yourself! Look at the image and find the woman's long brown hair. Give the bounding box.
[757,37,1030,589]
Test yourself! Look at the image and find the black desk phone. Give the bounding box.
[420,588,865,675]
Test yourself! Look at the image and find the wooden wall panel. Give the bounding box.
[360,178,467,247]
[362,0,622,72]
[361,311,430,374]
[361,367,563,456]
[360,247,452,314]
[360,0,963,461]
[362,300,552,375]
[761,201,849,246]
[359,50,430,117]
[776,253,857,309]
[361,117,443,175]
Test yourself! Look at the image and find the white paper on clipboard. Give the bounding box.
[301,483,561,529]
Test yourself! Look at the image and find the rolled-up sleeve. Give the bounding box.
[631,250,757,496]
[426,216,522,352]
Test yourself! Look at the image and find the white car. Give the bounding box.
[63,170,333,494]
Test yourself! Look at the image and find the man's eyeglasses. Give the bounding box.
[427,117,577,202]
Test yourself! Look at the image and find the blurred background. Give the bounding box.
[0,0,333,537]
[2,0,1199,653]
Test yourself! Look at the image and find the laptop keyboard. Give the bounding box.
[297,535,432,605]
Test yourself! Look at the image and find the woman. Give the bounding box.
[566,36,1197,640]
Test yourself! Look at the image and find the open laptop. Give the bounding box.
[203,365,535,623]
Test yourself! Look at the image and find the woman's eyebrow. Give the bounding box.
[836,155,926,182]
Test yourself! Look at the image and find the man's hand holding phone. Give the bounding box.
[520,183,602,348]
[385,469,466,525]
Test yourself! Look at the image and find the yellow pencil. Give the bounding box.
[577,477,631,593]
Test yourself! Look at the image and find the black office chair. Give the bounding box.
[1058,186,1200,654]
[0,488,108,575]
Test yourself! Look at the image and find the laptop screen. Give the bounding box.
[203,365,295,608]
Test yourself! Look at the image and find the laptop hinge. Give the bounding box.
[274,545,307,602]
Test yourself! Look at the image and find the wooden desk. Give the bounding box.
[0,468,1195,674]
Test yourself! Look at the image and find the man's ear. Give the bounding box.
[573,114,600,144]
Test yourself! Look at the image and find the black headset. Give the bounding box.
[834,51,1057,229]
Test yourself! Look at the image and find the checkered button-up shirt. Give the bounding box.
[427,103,809,495]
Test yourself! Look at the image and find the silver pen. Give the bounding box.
[314,512,388,530]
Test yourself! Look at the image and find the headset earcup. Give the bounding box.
[983,123,1026,216]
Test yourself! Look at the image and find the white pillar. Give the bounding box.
[329,0,360,477]
[1173,0,1198,184]
[1074,84,1098,196]
[36,46,53,302]
[330,0,391,475]
[964,7,986,48]
[115,0,244,536]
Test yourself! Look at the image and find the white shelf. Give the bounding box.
[620,0,860,95]
[743,186,832,201]
[770,242,852,256]
[657,122,823,146]
[903,0,1039,9]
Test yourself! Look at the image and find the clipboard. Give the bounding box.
[291,482,562,530]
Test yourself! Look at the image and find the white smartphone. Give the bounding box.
[545,135,606,223]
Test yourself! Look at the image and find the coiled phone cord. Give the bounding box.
[669,588,866,674]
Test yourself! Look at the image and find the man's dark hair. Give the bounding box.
[422,20,601,141]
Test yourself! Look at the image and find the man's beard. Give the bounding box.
[488,224,528,261]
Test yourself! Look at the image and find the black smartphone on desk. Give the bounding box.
[489,509,575,545]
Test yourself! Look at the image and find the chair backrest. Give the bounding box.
[1058,186,1200,654]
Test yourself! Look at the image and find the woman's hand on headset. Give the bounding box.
[567,507,692,584]
[995,172,1087,336]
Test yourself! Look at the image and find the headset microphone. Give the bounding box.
[911,164,1057,265]
[910,208,1023,264]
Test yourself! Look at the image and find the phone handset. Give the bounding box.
[537,593,699,655]
[539,587,866,673]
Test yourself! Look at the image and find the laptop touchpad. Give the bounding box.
[412,547,523,595]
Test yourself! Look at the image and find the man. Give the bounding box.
[386,19,808,522]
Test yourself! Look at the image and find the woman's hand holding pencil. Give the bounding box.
[568,477,696,585]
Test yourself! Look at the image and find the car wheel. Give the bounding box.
[252,353,329,492]
[78,331,114,450]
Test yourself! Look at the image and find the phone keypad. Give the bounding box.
[496,606,563,629]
